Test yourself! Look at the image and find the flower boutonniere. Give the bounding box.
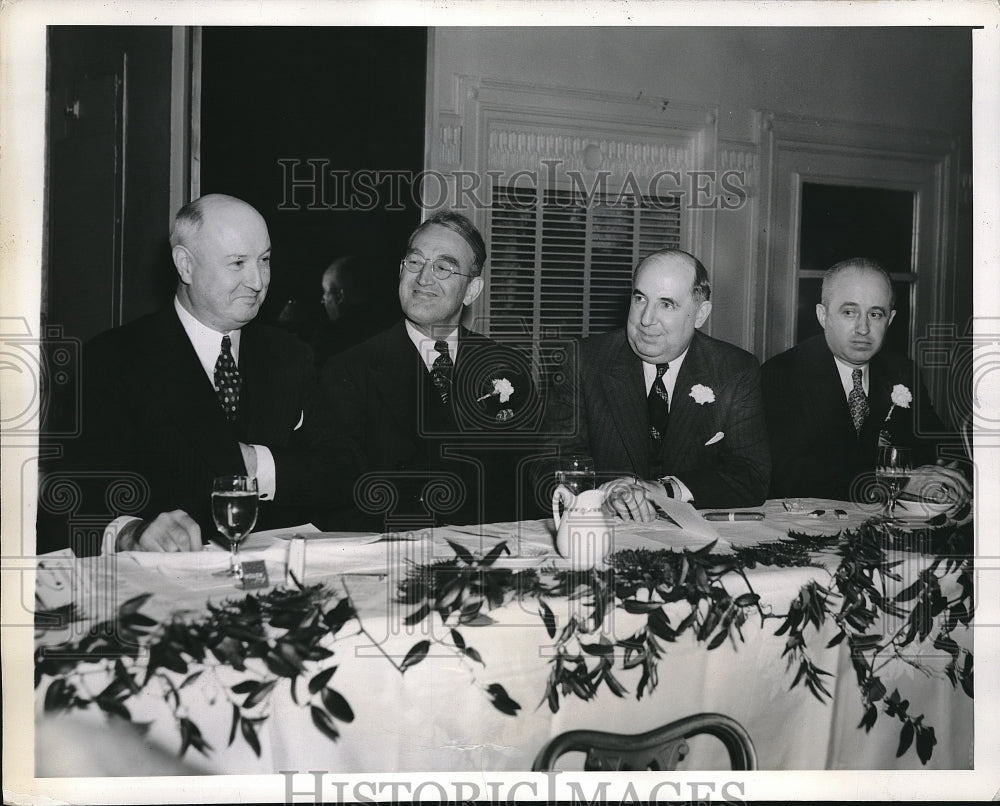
[689,384,716,405]
[878,383,912,445]
[477,377,516,422]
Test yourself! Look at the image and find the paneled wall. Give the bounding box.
[426,27,973,382]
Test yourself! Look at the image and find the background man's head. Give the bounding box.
[398,211,485,338]
[816,257,896,366]
[321,255,369,322]
[626,248,712,364]
[171,194,271,332]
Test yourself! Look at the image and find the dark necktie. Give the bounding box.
[848,367,868,434]
[430,340,453,404]
[214,334,242,422]
[648,363,670,450]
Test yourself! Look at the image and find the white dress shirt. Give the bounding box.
[100,299,277,553]
[405,320,460,371]
[640,346,693,503]
[833,356,870,400]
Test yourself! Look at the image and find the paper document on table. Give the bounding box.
[628,488,729,551]
[240,523,321,552]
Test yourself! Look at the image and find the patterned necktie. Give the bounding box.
[214,334,242,422]
[430,340,453,404]
[848,367,868,434]
[648,363,670,449]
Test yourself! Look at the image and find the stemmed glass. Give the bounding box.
[212,475,259,580]
[875,445,912,521]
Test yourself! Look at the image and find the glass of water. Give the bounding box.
[555,454,596,494]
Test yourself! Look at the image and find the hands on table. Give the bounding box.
[117,510,202,552]
[599,477,662,523]
[904,461,971,514]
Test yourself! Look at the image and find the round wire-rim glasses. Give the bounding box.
[400,253,475,280]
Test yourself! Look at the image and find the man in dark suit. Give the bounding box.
[321,211,536,531]
[44,194,353,555]
[761,258,969,508]
[542,249,771,518]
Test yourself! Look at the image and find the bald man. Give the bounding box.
[541,248,770,518]
[43,194,354,555]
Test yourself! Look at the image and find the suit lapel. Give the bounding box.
[598,335,648,471]
[661,331,713,464]
[370,322,423,438]
[145,308,244,472]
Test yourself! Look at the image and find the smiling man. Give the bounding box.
[41,194,354,555]
[542,248,771,519]
[321,211,536,530]
[761,257,969,508]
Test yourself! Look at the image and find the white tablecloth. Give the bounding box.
[34,499,973,775]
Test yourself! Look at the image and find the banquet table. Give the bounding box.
[33,497,974,776]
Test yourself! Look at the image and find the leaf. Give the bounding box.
[915,725,937,764]
[119,593,153,617]
[858,704,878,732]
[896,721,914,758]
[44,678,68,713]
[460,612,496,627]
[404,602,431,627]
[538,600,556,639]
[581,642,614,656]
[241,715,262,757]
[243,678,277,709]
[310,705,340,742]
[464,646,484,665]
[622,599,665,614]
[445,539,475,565]
[321,688,355,723]
[734,592,760,608]
[450,629,466,651]
[228,704,239,746]
[480,540,510,567]
[486,683,521,716]
[826,630,846,648]
[400,640,430,673]
[309,666,338,694]
[179,670,203,690]
[647,609,676,642]
[707,629,728,651]
[231,680,258,695]
[323,599,356,633]
[603,669,628,698]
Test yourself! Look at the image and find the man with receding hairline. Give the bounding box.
[541,248,771,520]
[42,193,355,555]
[762,257,969,510]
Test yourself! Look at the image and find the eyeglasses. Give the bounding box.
[400,252,473,280]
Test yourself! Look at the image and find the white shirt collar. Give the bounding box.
[641,345,691,407]
[404,320,459,372]
[833,355,869,398]
[174,296,242,381]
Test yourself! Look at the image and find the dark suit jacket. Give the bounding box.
[761,334,949,500]
[321,322,538,530]
[40,306,355,555]
[542,328,771,508]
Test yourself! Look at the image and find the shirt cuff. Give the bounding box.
[661,476,694,504]
[252,444,276,500]
[101,515,141,555]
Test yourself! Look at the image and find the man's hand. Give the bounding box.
[903,461,971,513]
[600,477,660,523]
[117,510,202,552]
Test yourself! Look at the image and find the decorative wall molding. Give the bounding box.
[719,141,758,189]
[438,121,462,166]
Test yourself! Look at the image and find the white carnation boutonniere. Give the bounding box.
[477,377,516,422]
[689,384,716,405]
[878,384,912,445]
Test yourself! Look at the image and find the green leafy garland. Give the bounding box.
[35,519,973,766]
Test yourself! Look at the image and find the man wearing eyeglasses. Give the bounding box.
[321,211,536,530]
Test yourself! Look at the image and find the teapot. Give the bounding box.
[551,485,613,570]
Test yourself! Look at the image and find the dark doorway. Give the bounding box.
[199,27,428,345]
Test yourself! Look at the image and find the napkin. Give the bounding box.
[627,488,730,551]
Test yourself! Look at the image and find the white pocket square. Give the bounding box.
[294,410,305,431]
[704,431,724,446]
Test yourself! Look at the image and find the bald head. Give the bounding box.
[171,194,271,332]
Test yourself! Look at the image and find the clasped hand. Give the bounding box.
[903,460,971,514]
[599,477,662,523]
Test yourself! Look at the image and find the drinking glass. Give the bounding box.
[212,475,259,580]
[554,454,596,495]
[875,445,912,521]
